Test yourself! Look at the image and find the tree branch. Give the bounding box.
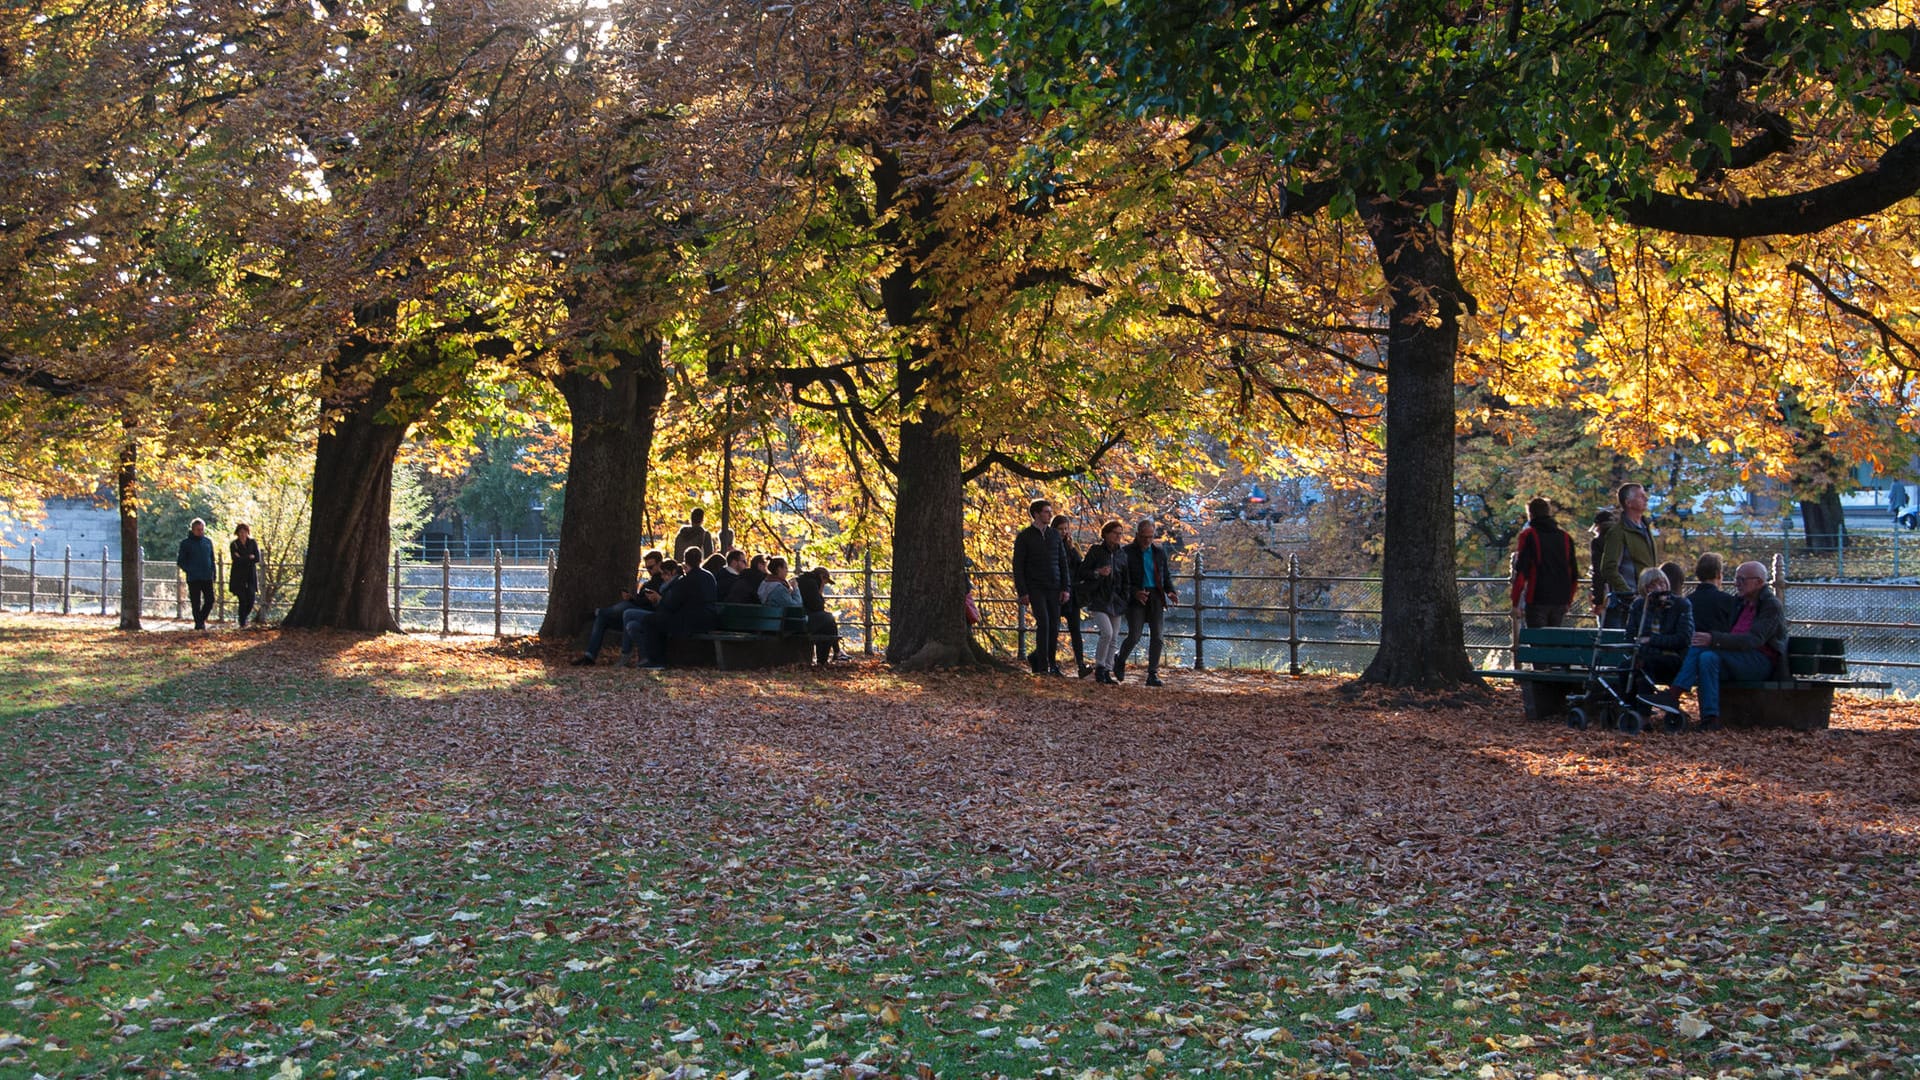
[1616,130,1920,238]
[1787,260,1920,374]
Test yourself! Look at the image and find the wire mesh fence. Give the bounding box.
[3,541,1914,693]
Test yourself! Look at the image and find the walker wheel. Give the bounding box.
[1617,709,1645,736]
[1567,706,1591,731]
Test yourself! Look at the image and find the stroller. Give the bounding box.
[1567,598,1683,735]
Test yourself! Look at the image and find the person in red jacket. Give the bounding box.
[1510,498,1580,628]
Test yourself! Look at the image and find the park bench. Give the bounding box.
[677,603,828,670]
[1481,626,1890,731]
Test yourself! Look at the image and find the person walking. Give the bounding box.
[1053,513,1091,677]
[176,518,217,630]
[1509,497,1579,628]
[1076,520,1132,683]
[228,523,263,628]
[1012,499,1071,676]
[1114,519,1177,686]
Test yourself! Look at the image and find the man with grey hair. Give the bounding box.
[1115,519,1178,686]
[1640,561,1784,732]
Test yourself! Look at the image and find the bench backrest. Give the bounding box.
[1514,626,1629,668]
[712,602,805,634]
[1786,636,1848,676]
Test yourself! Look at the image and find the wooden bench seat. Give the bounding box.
[684,603,815,670]
[1481,628,1888,731]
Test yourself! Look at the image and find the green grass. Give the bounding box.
[2,615,1917,1078]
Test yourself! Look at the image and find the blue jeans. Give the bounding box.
[1670,646,1773,718]
[583,601,635,659]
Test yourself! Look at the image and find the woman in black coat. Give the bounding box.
[229,523,263,628]
[1075,520,1132,684]
[1625,566,1693,685]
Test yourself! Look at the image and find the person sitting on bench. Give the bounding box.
[1624,566,1693,686]
[758,557,803,607]
[1687,552,1739,634]
[726,553,769,603]
[572,549,665,666]
[795,566,839,665]
[628,549,720,669]
[1640,561,1784,732]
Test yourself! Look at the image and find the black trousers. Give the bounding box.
[1117,595,1165,677]
[1026,591,1062,673]
[1062,602,1085,668]
[234,588,257,627]
[187,579,215,628]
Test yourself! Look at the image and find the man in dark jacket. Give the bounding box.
[1114,519,1177,686]
[176,518,217,630]
[572,550,664,666]
[726,553,769,604]
[1011,500,1071,675]
[1641,561,1785,731]
[1053,514,1090,676]
[1509,497,1579,628]
[795,567,839,665]
[637,549,720,669]
[1686,552,1740,635]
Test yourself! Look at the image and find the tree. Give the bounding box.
[956,0,1920,685]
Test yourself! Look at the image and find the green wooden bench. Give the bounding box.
[681,603,817,670]
[1482,627,1889,731]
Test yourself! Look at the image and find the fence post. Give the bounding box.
[1286,554,1301,677]
[441,553,452,636]
[1835,525,1845,577]
[1895,525,1902,577]
[101,547,110,616]
[1191,550,1207,671]
[26,543,36,613]
[175,565,184,621]
[492,547,504,638]
[392,548,403,627]
[861,551,875,656]
[216,554,226,624]
[62,545,72,615]
[1770,551,1786,604]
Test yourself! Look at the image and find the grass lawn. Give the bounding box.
[2,613,1917,1080]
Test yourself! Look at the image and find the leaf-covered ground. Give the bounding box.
[2,614,1917,1080]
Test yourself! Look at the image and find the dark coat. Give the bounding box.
[1058,532,1085,606]
[656,568,718,634]
[1511,523,1579,607]
[1625,593,1694,660]
[1011,523,1070,597]
[1712,586,1787,658]
[1686,582,1740,635]
[726,567,768,604]
[1076,541,1132,617]
[796,570,830,615]
[672,525,716,565]
[228,537,261,594]
[176,533,216,582]
[1121,541,1175,604]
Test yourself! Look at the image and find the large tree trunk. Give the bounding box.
[538,340,668,640]
[283,375,410,631]
[1356,183,1480,688]
[1800,484,1847,552]
[886,403,979,669]
[116,437,141,631]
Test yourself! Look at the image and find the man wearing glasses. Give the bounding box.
[1640,561,1784,732]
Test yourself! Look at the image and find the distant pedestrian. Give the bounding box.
[176,519,216,630]
[229,523,262,628]
[1053,513,1090,677]
[1012,499,1071,676]
[672,509,716,573]
[1509,497,1579,628]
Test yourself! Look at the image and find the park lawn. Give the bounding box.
[1,614,1917,1080]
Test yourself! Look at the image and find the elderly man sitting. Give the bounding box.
[1639,561,1784,732]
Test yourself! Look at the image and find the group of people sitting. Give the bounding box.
[571,510,838,670]
[1013,499,1178,686]
[1510,484,1787,731]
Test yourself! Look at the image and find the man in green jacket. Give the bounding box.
[1596,483,1659,629]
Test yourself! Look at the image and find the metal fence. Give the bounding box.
[3,544,1914,693]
